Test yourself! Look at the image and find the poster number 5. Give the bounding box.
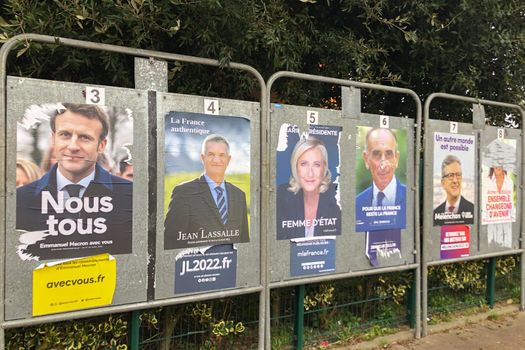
[204,99,219,115]
[449,122,458,134]
[307,111,318,125]
[86,87,105,105]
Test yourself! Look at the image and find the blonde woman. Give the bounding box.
[276,136,340,239]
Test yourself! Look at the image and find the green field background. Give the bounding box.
[355,127,408,194]
[164,172,251,225]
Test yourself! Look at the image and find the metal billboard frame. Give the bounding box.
[421,92,525,336]
[0,34,267,350]
[264,71,423,345]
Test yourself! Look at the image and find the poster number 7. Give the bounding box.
[449,122,458,134]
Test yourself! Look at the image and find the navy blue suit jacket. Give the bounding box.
[16,164,133,260]
[164,175,249,249]
[355,177,406,231]
[276,183,341,240]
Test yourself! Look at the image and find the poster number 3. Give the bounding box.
[204,99,219,115]
[307,111,318,125]
[85,87,105,106]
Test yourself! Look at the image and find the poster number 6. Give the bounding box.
[204,99,219,115]
[380,116,389,129]
[86,87,105,105]
[449,122,458,134]
[307,111,318,125]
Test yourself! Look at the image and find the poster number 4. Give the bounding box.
[307,111,318,125]
[449,122,458,134]
[85,87,105,106]
[204,99,219,115]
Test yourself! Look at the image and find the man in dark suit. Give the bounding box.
[356,128,406,231]
[164,134,249,249]
[433,154,474,225]
[16,103,133,260]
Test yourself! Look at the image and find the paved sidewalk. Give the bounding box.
[337,305,525,350]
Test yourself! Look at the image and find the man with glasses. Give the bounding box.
[433,154,474,225]
[356,128,406,231]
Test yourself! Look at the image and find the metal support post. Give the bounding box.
[486,258,497,308]
[293,285,305,350]
[129,310,141,350]
[407,270,417,328]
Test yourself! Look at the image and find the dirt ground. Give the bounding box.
[387,311,525,350]
[340,305,525,350]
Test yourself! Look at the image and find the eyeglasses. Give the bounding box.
[442,172,462,180]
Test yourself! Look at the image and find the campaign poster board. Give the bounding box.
[15,103,134,260]
[5,77,148,320]
[163,112,250,249]
[355,126,407,232]
[432,132,476,226]
[275,123,342,240]
[481,133,519,249]
[155,94,260,300]
[269,106,416,282]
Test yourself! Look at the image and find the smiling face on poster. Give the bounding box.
[355,127,407,232]
[16,103,134,261]
[432,132,475,226]
[163,112,250,249]
[275,123,341,240]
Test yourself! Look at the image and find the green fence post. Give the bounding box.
[129,310,141,350]
[407,270,417,328]
[294,285,305,350]
[486,258,497,308]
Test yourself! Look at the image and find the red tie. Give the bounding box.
[448,206,455,213]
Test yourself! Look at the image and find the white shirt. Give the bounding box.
[372,176,397,206]
[56,168,95,199]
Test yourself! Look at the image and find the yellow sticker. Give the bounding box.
[32,253,116,316]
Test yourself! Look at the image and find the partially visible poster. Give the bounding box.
[365,229,402,267]
[164,112,250,249]
[355,127,407,232]
[16,103,133,261]
[32,253,116,316]
[481,139,517,225]
[433,132,475,226]
[276,124,341,240]
[481,138,517,249]
[440,225,470,259]
[174,244,237,294]
[290,238,336,276]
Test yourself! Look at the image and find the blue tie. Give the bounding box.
[215,187,228,224]
[377,191,385,207]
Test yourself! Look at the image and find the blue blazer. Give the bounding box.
[276,183,341,240]
[16,164,133,260]
[355,177,406,232]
